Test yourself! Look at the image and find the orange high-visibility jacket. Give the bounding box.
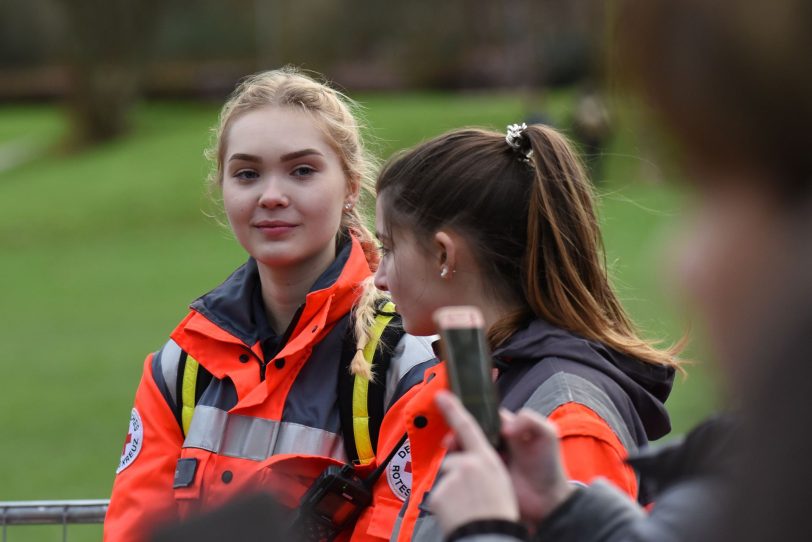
[380,319,675,541]
[104,237,437,542]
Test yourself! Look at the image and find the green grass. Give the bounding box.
[0,104,68,147]
[0,94,718,541]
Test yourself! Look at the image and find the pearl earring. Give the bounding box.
[440,266,449,279]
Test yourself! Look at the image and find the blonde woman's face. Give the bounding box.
[221,106,354,275]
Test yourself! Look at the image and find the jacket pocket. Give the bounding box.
[172,449,211,518]
[365,495,406,541]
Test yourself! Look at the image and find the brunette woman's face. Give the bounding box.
[221,106,353,275]
[374,199,453,336]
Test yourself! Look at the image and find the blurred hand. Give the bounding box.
[499,407,574,525]
[427,391,519,534]
[428,391,575,534]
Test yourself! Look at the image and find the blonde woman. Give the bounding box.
[104,68,435,542]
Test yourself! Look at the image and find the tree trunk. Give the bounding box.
[58,0,160,149]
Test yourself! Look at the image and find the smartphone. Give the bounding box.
[433,306,501,448]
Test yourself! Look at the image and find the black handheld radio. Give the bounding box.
[292,432,408,542]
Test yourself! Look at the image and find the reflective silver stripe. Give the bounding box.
[390,513,403,541]
[183,405,347,462]
[410,513,442,542]
[186,406,229,451]
[523,372,637,454]
[275,421,345,459]
[159,339,183,407]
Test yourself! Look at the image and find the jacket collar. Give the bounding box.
[178,235,371,350]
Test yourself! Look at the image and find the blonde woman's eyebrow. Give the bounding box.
[228,153,262,163]
[228,149,324,164]
[279,148,324,162]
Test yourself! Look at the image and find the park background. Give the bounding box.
[0,1,720,539]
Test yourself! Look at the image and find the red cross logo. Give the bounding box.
[404,461,412,474]
[118,408,144,474]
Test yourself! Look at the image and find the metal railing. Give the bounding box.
[0,500,108,542]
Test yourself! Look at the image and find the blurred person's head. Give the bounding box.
[616,4,812,537]
[616,0,812,384]
[206,66,380,270]
[374,124,679,370]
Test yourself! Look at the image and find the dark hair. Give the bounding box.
[377,125,679,368]
[614,0,812,199]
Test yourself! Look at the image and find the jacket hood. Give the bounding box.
[493,318,675,440]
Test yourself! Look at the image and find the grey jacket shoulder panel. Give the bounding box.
[150,338,184,411]
[385,334,437,409]
[523,371,638,454]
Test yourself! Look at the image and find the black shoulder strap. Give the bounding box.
[367,315,404,453]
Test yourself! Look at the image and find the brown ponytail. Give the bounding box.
[522,125,679,368]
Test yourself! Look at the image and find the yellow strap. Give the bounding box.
[352,301,396,465]
[181,354,199,437]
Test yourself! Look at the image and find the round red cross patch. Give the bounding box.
[386,438,412,501]
[117,408,143,474]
